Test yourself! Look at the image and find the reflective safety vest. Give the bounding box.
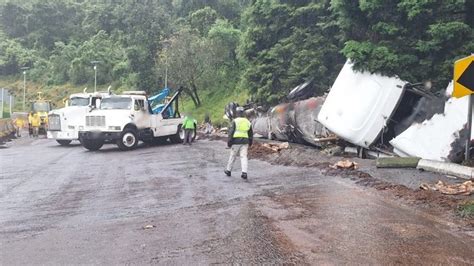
[233,117,251,138]
[30,114,41,127]
[183,116,196,129]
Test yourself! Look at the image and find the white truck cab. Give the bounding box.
[78,89,187,151]
[47,90,109,145]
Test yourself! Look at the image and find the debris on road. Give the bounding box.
[249,142,290,157]
[420,180,474,196]
[262,142,289,152]
[376,157,421,168]
[330,160,358,170]
[143,224,156,229]
[417,159,474,180]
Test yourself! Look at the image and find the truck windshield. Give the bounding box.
[100,98,132,110]
[33,102,51,112]
[69,97,89,106]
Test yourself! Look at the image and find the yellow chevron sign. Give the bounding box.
[453,55,474,98]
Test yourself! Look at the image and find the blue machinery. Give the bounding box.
[149,88,171,114]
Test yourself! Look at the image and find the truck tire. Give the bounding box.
[117,128,139,151]
[170,125,184,144]
[56,139,72,146]
[82,139,103,151]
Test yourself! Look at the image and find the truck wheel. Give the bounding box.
[82,139,103,151]
[170,125,184,144]
[117,128,138,151]
[56,140,72,146]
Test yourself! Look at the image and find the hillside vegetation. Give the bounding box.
[0,0,472,122]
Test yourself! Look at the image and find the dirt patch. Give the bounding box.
[249,142,280,158]
[247,140,474,227]
[197,132,227,141]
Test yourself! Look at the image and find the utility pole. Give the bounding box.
[162,40,170,89]
[165,55,168,89]
[1,88,4,118]
[466,94,473,161]
[91,61,100,92]
[20,67,29,111]
[9,94,12,115]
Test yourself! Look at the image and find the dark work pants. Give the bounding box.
[184,129,193,144]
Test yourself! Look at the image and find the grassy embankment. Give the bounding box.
[458,200,474,219]
[181,86,249,128]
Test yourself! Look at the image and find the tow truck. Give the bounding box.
[47,88,110,146]
[78,88,190,151]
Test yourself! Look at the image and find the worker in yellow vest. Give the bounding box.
[30,113,41,137]
[14,118,24,137]
[225,107,253,180]
[182,113,197,145]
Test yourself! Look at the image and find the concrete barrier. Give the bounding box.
[417,159,474,180]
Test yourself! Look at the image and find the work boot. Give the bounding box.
[224,170,231,176]
[241,172,247,180]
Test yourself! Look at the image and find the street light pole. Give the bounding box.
[94,65,97,93]
[162,40,170,89]
[9,94,12,115]
[165,55,168,89]
[91,61,100,93]
[1,88,4,118]
[20,67,29,112]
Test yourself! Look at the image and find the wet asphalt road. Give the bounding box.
[1,137,473,265]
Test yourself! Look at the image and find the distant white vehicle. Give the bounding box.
[47,89,110,146]
[78,89,188,151]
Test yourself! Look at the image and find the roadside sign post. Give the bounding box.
[467,95,473,162]
[452,54,474,161]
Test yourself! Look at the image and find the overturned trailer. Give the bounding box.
[390,82,473,163]
[252,96,331,147]
[318,61,471,163]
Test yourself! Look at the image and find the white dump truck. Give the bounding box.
[78,89,189,151]
[47,89,110,146]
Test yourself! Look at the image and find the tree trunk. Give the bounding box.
[182,86,199,107]
[190,81,201,106]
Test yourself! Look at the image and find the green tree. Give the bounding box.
[239,0,344,105]
[0,31,36,75]
[332,0,474,89]
[157,28,217,107]
[189,6,219,36]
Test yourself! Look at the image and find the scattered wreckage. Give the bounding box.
[318,61,471,163]
[232,60,472,168]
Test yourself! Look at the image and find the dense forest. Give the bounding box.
[0,0,472,108]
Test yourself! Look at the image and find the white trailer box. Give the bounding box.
[317,61,407,148]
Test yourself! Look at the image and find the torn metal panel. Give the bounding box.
[390,82,473,163]
[251,97,330,146]
[317,61,407,148]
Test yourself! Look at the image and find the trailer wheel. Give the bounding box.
[56,140,72,146]
[117,128,138,151]
[82,139,103,151]
[170,124,184,143]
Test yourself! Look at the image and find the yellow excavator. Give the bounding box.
[28,92,52,135]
